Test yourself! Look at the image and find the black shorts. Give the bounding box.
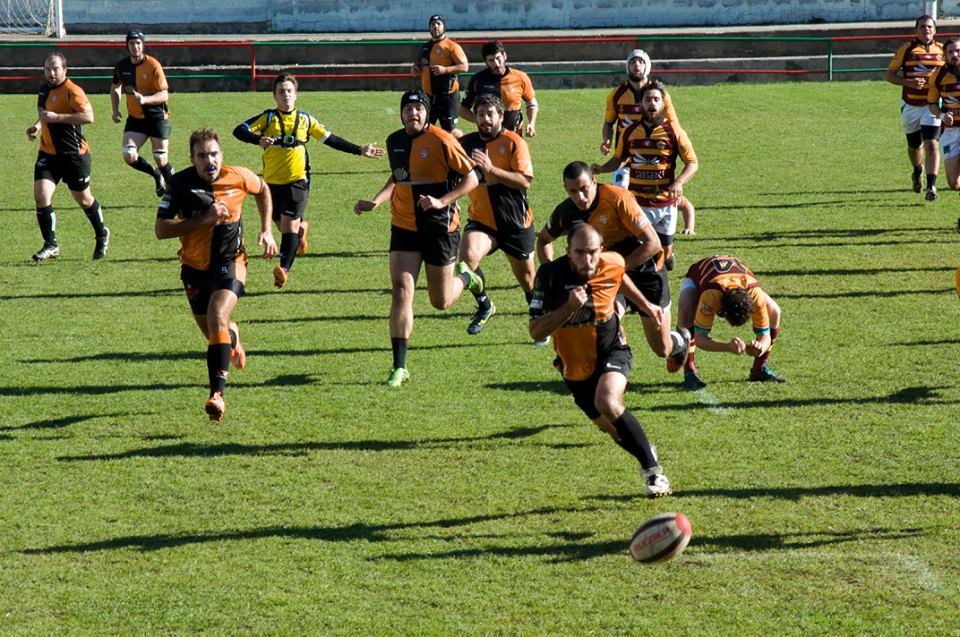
[564,346,633,420]
[625,268,671,316]
[34,151,91,192]
[463,219,534,261]
[428,92,460,131]
[124,115,172,140]
[269,180,309,222]
[180,253,247,315]
[390,225,460,267]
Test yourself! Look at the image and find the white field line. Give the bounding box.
[689,550,941,592]
[691,387,733,415]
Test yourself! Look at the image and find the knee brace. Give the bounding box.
[152,148,168,164]
[122,144,139,162]
[906,130,922,150]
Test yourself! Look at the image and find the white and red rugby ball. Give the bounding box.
[629,512,692,563]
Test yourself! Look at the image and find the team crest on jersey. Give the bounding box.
[393,167,409,181]
[656,141,667,149]
[51,95,58,103]
[498,143,507,155]
[142,72,147,79]
[224,189,236,197]
[598,214,608,225]
[419,148,429,159]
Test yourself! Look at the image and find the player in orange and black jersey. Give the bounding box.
[26,52,109,263]
[529,224,671,498]
[353,90,482,387]
[411,15,468,134]
[460,41,538,137]
[594,79,698,270]
[457,94,537,337]
[155,128,278,422]
[536,161,690,371]
[928,39,960,194]
[886,15,945,199]
[671,255,785,390]
[111,30,174,197]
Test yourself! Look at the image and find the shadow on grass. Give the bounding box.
[0,412,152,432]
[777,286,952,300]
[487,379,678,395]
[647,385,956,412]
[586,482,960,503]
[0,288,180,301]
[892,337,960,346]
[761,265,954,277]
[697,198,919,212]
[56,423,586,462]
[20,503,594,554]
[0,373,317,398]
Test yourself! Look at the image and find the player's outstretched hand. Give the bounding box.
[26,125,39,141]
[361,144,385,158]
[681,227,695,235]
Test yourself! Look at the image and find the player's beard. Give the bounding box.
[627,72,644,83]
[643,112,665,127]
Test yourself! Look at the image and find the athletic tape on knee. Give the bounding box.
[152,149,168,162]
[122,144,139,160]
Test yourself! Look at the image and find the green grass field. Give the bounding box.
[1,81,958,635]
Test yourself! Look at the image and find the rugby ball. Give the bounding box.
[629,512,692,563]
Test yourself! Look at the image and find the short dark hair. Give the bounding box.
[481,40,506,59]
[568,221,600,247]
[945,38,959,51]
[273,73,298,92]
[189,128,220,154]
[563,161,592,182]
[639,78,666,102]
[916,14,936,28]
[720,288,752,327]
[43,52,66,67]
[473,93,504,115]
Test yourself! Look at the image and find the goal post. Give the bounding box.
[0,0,64,37]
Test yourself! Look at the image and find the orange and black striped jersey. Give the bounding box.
[545,184,661,272]
[386,124,475,232]
[529,252,629,381]
[929,65,960,127]
[417,37,468,96]
[459,129,533,231]
[604,82,678,148]
[112,55,170,120]
[615,116,697,207]
[37,79,90,156]
[685,255,769,335]
[888,39,945,106]
[157,165,263,271]
[462,66,536,132]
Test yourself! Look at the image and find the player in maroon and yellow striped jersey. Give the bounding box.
[886,15,945,200]
[529,223,672,498]
[26,52,109,263]
[353,91,482,387]
[672,255,785,390]
[594,80,698,270]
[155,129,277,421]
[928,39,960,192]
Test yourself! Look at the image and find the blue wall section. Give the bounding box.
[65,0,958,32]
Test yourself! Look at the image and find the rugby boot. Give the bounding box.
[205,392,226,422]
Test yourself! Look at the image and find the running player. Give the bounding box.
[458,94,537,337]
[27,52,109,262]
[928,39,960,192]
[530,223,672,498]
[233,73,384,288]
[155,129,278,421]
[672,255,785,390]
[412,15,468,134]
[353,91,482,387]
[594,79,698,270]
[111,30,174,197]
[536,161,689,369]
[885,15,945,200]
[460,40,538,137]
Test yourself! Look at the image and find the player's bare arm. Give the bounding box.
[668,160,699,200]
[591,156,626,175]
[354,178,395,215]
[254,179,278,257]
[154,204,223,239]
[535,226,556,264]
[600,122,615,155]
[622,223,662,270]
[471,149,531,190]
[418,170,479,211]
[620,275,662,327]
[109,84,122,122]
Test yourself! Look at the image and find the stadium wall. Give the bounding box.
[65,1,959,34]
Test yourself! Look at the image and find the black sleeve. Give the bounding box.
[232,121,261,145]
[323,134,363,155]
